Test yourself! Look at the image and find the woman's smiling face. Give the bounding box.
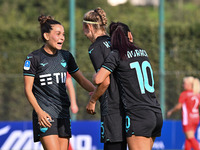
[44,24,65,50]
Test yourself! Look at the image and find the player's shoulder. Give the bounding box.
[92,35,111,48]
[58,49,74,61]
[180,91,187,95]
[88,36,111,55]
[59,49,72,57]
[25,48,42,60]
[110,49,119,56]
[181,90,192,97]
[59,49,70,55]
[97,35,111,49]
[32,49,42,55]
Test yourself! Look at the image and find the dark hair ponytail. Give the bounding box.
[38,15,61,42]
[109,22,138,59]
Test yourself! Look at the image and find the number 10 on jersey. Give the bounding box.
[130,61,155,94]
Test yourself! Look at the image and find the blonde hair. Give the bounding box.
[183,76,200,95]
[83,7,107,31]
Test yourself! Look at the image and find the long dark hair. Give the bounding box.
[109,22,138,59]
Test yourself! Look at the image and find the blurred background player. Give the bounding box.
[83,7,126,150]
[167,76,200,150]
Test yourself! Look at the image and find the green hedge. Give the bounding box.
[0,0,200,120]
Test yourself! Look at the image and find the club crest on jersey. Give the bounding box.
[61,59,67,68]
[24,60,31,70]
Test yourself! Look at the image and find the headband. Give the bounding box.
[83,20,99,24]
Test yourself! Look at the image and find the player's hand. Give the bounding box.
[167,110,172,118]
[86,100,96,115]
[37,110,52,128]
[71,104,79,114]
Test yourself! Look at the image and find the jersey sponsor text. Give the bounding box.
[39,72,66,86]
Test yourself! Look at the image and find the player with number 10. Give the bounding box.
[93,22,163,150]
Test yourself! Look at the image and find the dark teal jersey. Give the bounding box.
[88,35,123,116]
[102,49,161,113]
[23,46,79,118]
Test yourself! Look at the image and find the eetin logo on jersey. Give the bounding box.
[39,72,67,86]
[24,60,31,70]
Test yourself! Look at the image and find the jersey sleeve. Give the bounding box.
[102,50,120,73]
[178,92,186,104]
[67,52,79,74]
[23,53,38,77]
[89,44,110,72]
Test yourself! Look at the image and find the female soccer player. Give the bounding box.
[93,22,163,150]
[23,15,95,150]
[167,76,200,150]
[83,8,126,150]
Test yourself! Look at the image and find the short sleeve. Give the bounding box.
[67,52,79,74]
[23,54,38,77]
[102,50,120,73]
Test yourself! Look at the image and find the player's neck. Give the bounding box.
[92,31,107,42]
[43,44,57,55]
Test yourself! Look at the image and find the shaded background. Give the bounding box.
[0,0,200,121]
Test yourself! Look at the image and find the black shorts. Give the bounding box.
[125,109,163,138]
[101,112,126,143]
[33,118,71,142]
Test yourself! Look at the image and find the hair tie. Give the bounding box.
[94,9,103,25]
